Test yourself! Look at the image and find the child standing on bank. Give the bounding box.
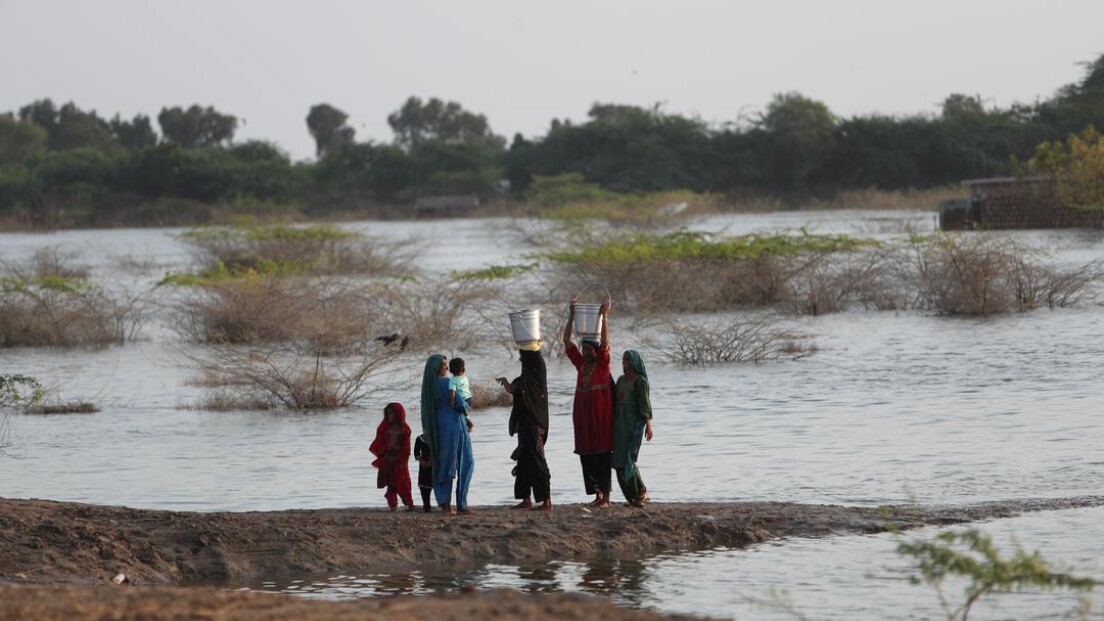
[412,433,433,512]
[369,402,415,511]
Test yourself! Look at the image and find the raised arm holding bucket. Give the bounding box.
[563,291,614,508]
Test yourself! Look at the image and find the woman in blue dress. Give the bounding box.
[420,354,474,515]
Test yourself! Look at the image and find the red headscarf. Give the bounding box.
[370,402,411,469]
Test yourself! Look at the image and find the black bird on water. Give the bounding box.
[376,333,400,346]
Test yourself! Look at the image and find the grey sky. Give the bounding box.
[2,0,1101,161]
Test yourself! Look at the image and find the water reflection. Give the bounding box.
[238,506,1104,620]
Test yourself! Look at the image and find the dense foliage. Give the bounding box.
[2,53,1102,227]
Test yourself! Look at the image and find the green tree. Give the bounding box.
[306,103,355,157]
[756,92,837,193]
[0,113,47,167]
[157,105,238,149]
[110,113,158,149]
[18,99,116,151]
[1030,125,1104,211]
[386,96,505,150]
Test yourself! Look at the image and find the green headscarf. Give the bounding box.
[420,354,445,461]
[625,349,648,378]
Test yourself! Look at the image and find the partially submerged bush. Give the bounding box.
[172,274,376,352]
[469,381,513,409]
[171,273,497,354]
[546,229,1104,317]
[650,315,812,365]
[25,401,99,414]
[547,230,876,314]
[165,223,411,283]
[0,252,146,348]
[903,235,1104,315]
[190,344,399,410]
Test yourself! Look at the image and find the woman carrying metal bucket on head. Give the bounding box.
[499,309,553,511]
[563,292,613,508]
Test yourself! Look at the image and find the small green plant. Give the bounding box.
[896,528,1096,620]
[1,374,44,454]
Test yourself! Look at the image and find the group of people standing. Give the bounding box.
[369,300,654,514]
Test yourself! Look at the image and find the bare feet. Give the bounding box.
[511,499,532,510]
[442,504,457,516]
[457,507,471,515]
[389,506,398,512]
[532,499,553,512]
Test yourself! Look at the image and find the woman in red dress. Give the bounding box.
[563,299,613,507]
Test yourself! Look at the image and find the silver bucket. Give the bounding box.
[508,309,541,345]
[573,303,604,341]
[572,284,611,342]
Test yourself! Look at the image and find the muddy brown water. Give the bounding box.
[2,211,1103,619]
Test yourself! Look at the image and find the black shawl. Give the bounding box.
[508,349,549,435]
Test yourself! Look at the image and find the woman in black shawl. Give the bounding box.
[496,347,553,511]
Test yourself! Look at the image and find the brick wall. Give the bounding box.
[970,179,1101,229]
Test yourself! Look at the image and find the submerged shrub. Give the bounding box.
[190,344,399,411]
[0,251,146,348]
[903,235,1104,315]
[547,230,877,314]
[167,223,410,282]
[651,315,811,365]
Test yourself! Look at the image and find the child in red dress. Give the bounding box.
[369,402,415,511]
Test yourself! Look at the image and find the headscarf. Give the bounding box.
[509,348,549,435]
[420,354,445,461]
[624,349,648,378]
[370,402,410,468]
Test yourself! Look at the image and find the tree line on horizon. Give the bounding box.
[1,53,1102,226]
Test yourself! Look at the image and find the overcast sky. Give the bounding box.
[2,0,1102,161]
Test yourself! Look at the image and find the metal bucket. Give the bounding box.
[508,309,541,345]
[572,284,611,342]
[573,303,604,341]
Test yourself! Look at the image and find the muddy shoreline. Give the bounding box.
[3,496,1101,620]
[4,495,1102,586]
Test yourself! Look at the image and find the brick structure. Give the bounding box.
[942,176,1102,230]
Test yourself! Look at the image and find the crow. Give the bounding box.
[400,335,411,351]
[376,333,399,346]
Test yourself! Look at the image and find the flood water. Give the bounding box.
[2,211,1103,619]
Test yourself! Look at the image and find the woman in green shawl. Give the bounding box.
[612,349,654,507]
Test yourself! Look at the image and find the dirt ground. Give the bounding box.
[2,495,1101,620]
